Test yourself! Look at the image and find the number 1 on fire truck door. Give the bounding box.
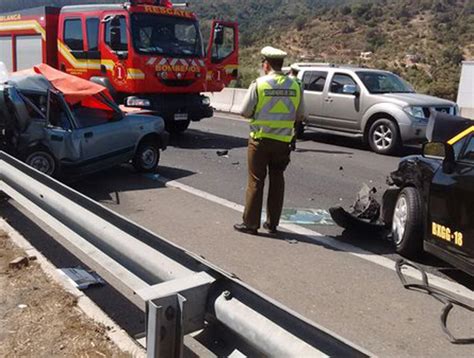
[105,15,129,86]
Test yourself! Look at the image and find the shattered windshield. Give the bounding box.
[356,71,415,94]
[131,13,203,57]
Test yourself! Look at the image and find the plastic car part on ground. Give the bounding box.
[329,184,387,234]
[58,267,105,290]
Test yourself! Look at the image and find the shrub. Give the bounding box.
[295,15,307,31]
[340,6,352,16]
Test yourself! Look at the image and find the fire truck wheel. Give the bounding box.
[24,149,59,177]
[392,187,423,257]
[133,141,160,173]
[166,119,190,134]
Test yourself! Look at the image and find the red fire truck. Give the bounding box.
[0,0,239,133]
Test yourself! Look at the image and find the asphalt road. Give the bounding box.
[2,113,473,356]
[76,113,472,285]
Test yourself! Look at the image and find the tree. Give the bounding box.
[442,46,464,65]
[366,28,386,51]
[295,15,308,31]
[340,6,351,16]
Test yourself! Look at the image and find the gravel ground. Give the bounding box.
[0,227,129,358]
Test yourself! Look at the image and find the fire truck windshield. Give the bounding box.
[131,13,203,57]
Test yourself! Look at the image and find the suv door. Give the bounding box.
[322,72,360,131]
[427,133,474,273]
[302,70,328,126]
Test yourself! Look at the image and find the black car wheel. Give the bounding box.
[368,118,401,155]
[24,149,58,177]
[392,187,423,257]
[133,141,160,172]
[166,119,190,134]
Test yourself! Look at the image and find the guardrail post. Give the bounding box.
[137,272,216,357]
[146,294,186,358]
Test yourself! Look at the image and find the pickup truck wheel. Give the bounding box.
[133,141,160,172]
[166,119,190,134]
[368,118,401,155]
[392,187,423,257]
[24,149,58,177]
[295,122,305,139]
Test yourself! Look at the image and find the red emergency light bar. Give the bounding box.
[130,0,173,7]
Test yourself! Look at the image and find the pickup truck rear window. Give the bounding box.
[302,71,327,92]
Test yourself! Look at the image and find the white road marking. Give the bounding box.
[154,176,474,302]
[213,114,248,123]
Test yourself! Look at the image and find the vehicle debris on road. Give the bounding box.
[329,184,386,234]
[9,256,29,270]
[278,208,334,225]
[216,150,229,157]
[58,267,105,290]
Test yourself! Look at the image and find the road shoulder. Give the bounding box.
[0,218,144,357]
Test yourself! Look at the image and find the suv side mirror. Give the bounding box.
[422,141,455,173]
[342,84,359,96]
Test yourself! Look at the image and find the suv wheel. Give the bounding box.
[392,187,423,257]
[133,141,160,172]
[368,118,401,155]
[24,149,58,176]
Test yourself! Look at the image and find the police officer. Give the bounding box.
[288,63,303,149]
[289,63,302,86]
[234,47,305,235]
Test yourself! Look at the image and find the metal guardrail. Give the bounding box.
[0,151,371,357]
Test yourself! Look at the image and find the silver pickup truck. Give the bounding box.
[295,64,458,154]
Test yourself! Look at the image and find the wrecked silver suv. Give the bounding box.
[0,70,168,177]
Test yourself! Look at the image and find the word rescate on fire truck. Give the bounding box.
[0,0,239,133]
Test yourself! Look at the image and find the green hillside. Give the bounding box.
[192,0,473,100]
[1,0,472,100]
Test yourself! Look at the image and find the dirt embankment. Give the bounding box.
[0,228,129,358]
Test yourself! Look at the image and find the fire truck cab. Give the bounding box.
[0,0,239,133]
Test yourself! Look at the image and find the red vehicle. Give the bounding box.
[0,0,239,133]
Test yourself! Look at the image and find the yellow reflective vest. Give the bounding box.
[250,73,302,143]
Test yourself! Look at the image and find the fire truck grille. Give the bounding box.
[160,79,196,87]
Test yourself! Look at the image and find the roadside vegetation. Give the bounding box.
[2,0,472,100]
[194,0,473,100]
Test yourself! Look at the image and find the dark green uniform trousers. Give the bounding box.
[243,137,291,229]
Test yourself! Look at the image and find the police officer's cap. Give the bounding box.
[261,46,287,60]
[290,63,300,71]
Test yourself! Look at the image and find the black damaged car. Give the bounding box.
[383,113,473,276]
